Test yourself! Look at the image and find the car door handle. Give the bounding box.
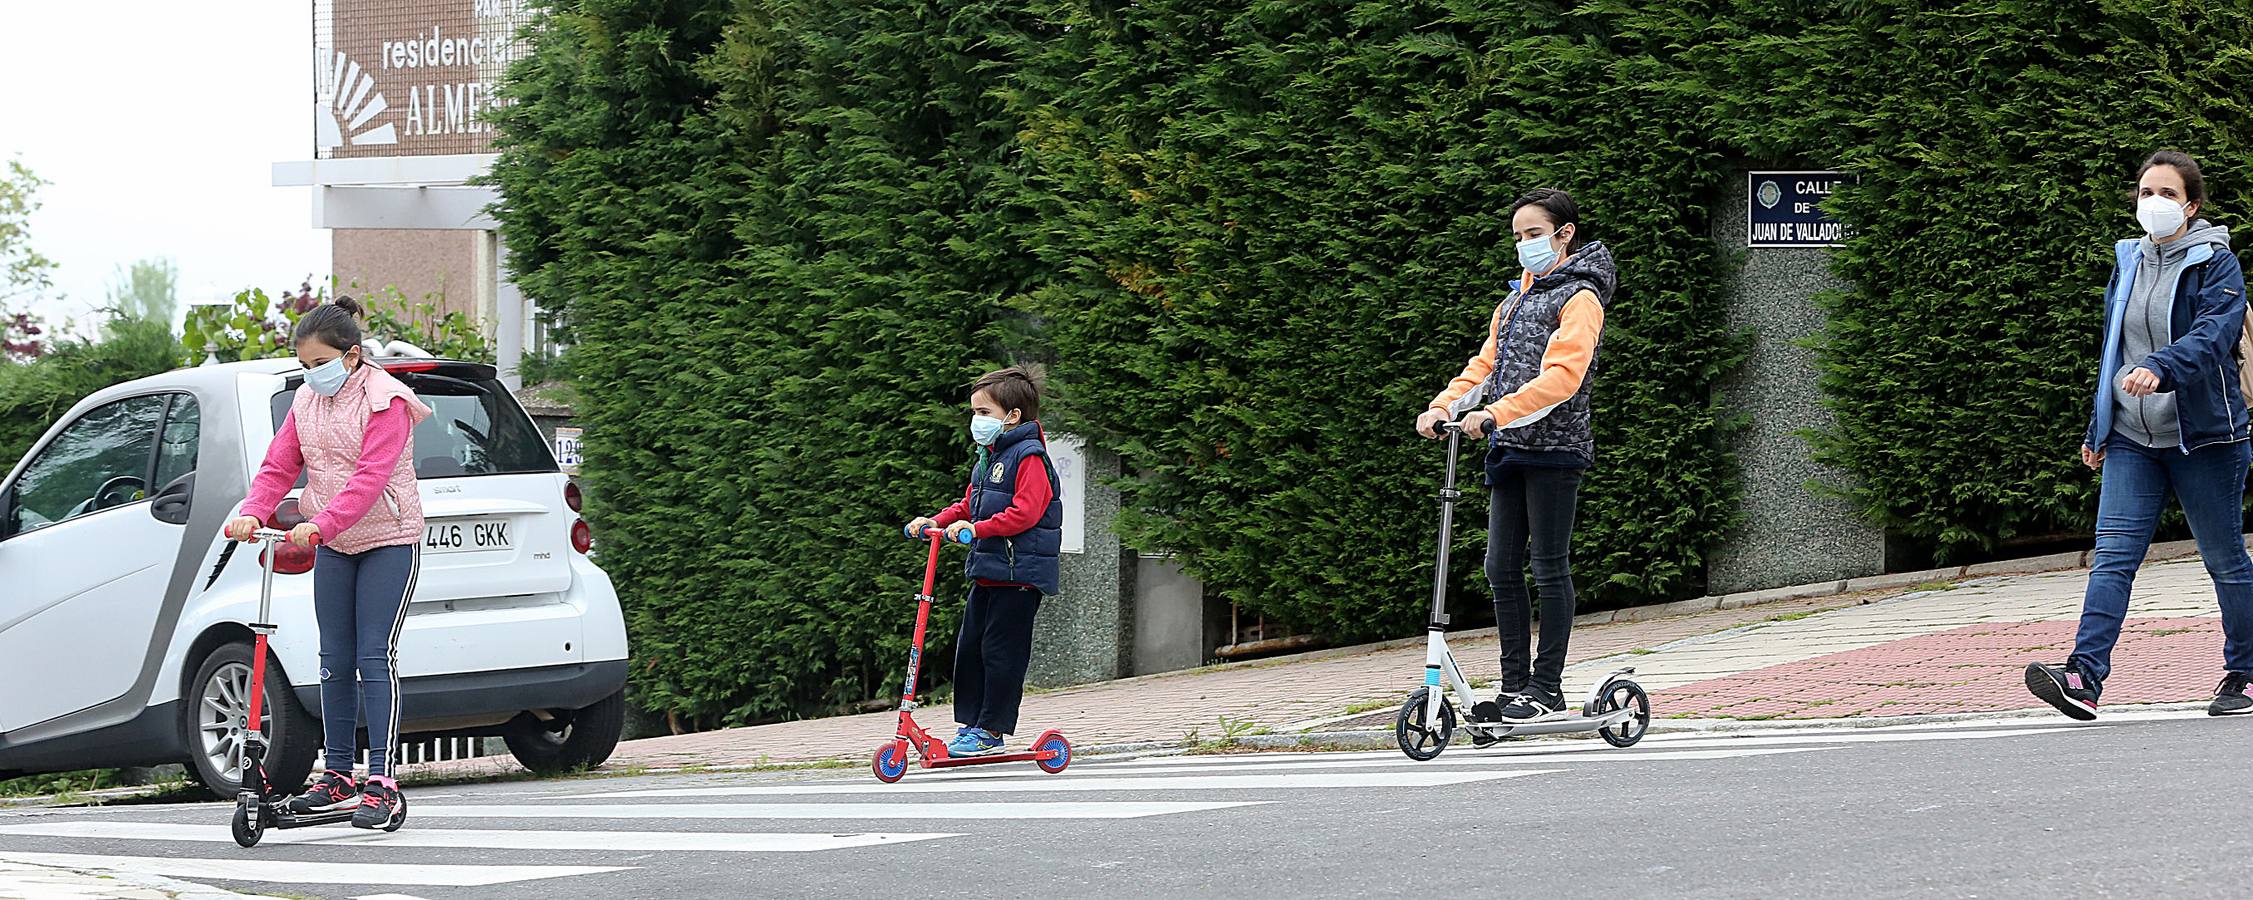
[149,472,195,526]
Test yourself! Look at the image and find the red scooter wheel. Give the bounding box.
[872,742,909,783]
[1032,732,1071,774]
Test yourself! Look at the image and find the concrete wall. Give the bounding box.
[1707,167,1885,594]
[1131,555,1212,675]
[1026,445,1135,688]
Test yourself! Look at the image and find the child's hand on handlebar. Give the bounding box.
[1460,410,1496,439]
[287,523,322,548]
[903,516,938,540]
[224,516,261,543]
[943,521,976,544]
[1414,408,1446,439]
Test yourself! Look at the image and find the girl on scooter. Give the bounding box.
[1415,188,1616,723]
[225,296,432,830]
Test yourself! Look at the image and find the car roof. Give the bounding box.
[85,358,495,404]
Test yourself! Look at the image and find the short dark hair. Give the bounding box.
[2140,150,2208,206]
[293,295,365,354]
[970,366,1042,422]
[1510,188,1582,251]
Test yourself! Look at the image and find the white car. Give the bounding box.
[0,358,630,797]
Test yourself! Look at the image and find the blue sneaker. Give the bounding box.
[946,728,1004,757]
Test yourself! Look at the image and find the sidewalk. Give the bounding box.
[422,551,2235,777]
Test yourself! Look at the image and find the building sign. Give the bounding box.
[313,0,535,159]
[1048,433,1088,554]
[1747,171,1859,248]
[553,426,582,475]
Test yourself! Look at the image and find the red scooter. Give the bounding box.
[870,529,1071,783]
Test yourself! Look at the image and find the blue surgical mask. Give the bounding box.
[1516,234,1559,276]
[305,356,351,397]
[970,415,1008,446]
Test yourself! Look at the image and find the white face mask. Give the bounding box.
[2137,194,2188,239]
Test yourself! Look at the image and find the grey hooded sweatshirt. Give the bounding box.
[2114,219,2235,448]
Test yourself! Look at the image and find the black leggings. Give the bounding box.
[1486,465,1583,699]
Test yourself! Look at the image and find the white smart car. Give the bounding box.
[0,357,630,797]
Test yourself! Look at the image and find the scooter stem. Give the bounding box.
[1429,427,1462,625]
[900,534,943,708]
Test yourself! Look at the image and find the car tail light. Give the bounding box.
[380,360,443,373]
[267,497,308,529]
[571,519,593,555]
[261,542,318,576]
[565,481,583,513]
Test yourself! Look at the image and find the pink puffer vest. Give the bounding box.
[294,363,432,555]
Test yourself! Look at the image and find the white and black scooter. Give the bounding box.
[231,527,405,847]
[1394,394,1652,761]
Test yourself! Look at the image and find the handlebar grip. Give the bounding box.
[914,527,975,545]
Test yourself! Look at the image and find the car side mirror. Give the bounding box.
[150,472,196,526]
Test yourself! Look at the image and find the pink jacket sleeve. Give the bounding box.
[309,399,415,538]
[241,412,306,523]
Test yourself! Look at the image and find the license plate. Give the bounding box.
[423,519,514,555]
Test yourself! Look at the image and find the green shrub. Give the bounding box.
[492,0,1044,724]
[493,0,2253,723]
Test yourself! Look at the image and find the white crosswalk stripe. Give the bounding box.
[414,800,1267,820]
[0,851,626,888]
[0,822,958,852]
[557,769,1560,799]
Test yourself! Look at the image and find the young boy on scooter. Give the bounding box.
[902,367,1065,757]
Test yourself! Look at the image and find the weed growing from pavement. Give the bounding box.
[1343,699,1390,715]
[1762,610,1824,623]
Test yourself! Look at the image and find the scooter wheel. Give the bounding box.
[872,742,909,783]
[231,800,263,848]
[1593,678,1652,748]
[1032,733,1071,774]
[1395,688,1456,761]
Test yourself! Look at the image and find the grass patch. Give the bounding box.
[1762,610,1824,624]
[1342,699,1391,715]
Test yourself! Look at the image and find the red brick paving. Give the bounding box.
[1653,617,2227,719]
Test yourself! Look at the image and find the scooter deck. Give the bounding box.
[1459,707,1636,737]
[924,749,1062,769]
[263,806,357,829]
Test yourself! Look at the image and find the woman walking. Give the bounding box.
[2026,150,2253,719]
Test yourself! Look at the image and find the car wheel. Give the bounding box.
[183,642,319,800]
[503,690,626,775]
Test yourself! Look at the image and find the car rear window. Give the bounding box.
[270,371,559,479]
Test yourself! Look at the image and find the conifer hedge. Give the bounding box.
[493,0,2253,724]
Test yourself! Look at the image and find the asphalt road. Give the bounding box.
[1,709,2245,899]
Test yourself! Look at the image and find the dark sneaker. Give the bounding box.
[2024,662,2100,721]
[1469,689,1524,723]
[351,776,404,830]
[1497,689,1566,723]
[2208,672,2253,716]
[285,770,357,815]
[946,728,1004,757]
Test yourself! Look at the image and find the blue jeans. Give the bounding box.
[2073,439,2253,688]
[312,544,420,778]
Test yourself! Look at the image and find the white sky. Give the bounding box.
[0,0,328,336]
